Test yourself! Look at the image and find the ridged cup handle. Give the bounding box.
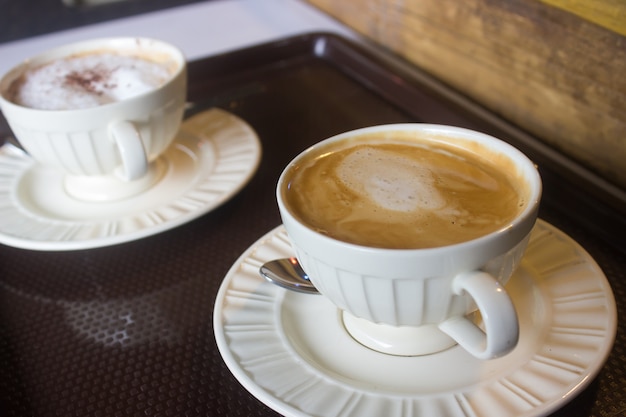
[110,120,148,181]
[438,271,519,360]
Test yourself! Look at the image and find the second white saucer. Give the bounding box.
[214,220,617,417]
[0,108,262,251]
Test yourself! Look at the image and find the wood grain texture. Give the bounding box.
[538,0,626,36]
[307,0,626,190]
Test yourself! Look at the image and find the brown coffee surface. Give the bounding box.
[283,132,526,249]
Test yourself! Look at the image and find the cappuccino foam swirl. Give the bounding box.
[284,139,525,249]
[337,146,447,212]
[10,53,172,110]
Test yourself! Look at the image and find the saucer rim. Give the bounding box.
[213,219,617,417]
[0,108,262,251]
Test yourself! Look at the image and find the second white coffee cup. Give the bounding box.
[277,124,542,359]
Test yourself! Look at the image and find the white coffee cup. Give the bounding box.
[0,37,187,201]
[277,124,542,359]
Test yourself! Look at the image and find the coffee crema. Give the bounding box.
[8,52,173,110]
[282,133,527,249]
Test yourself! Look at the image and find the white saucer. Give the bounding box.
[0,108,261,251]
[214,220,617,417]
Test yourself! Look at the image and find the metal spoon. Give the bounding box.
[259,257,319,294]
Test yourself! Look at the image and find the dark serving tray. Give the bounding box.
[0,32,624,417]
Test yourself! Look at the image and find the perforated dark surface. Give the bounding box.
[0,33,624,417]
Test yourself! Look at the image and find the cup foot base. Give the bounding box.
[64,159,166,202]
[342,311,457,356]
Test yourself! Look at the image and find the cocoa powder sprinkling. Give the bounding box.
[8,53,171,110]
[64,67,116,95]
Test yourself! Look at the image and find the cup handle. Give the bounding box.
[438,271,519,360]
[109,120,148,181]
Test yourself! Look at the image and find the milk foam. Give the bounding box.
[337,147,446,212]
[12,53,171,110]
